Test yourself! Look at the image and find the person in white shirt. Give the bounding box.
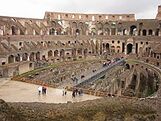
[38,86,42,95]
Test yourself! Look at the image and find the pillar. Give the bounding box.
[27,55,30,61]
[132,45,135,54]
[20,55,22,61]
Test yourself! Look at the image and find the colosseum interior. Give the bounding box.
[0,4,161,121]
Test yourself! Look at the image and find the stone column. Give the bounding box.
[132,44,135,54]
[27,55,30,61]
[25,30,28,35]
[20,55,22,62]
[33,30,36,35]
[9,29,12,35]
[17,29,20,35]
[159,30,161,36]
[140,30,143,36]
[124,44,127,55]
[46,30,49,35]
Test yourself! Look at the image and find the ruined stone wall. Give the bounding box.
[0,98,157,121]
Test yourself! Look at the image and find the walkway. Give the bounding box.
[0,79,100,103]
[75,58,125,87]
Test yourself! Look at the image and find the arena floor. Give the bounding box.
[0,78,100,103]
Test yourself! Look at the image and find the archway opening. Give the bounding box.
[84,49,88,56]
[148,29,153,35]
[155,29,160,36]
[127,44,133,54]
[142,29,147,36]
[15,54,20,62]
[49,28,55,35]
[8,55,14,63]
[29,52,35,61]
[22,53,28,61]
[77,49,82,55]
[60,49,65,57]
[54,50,58,57]
[125,64,130,69]
[11,26,18,35]
[130,25,137,35]
[76,29,80,35]
[72,49,76,57]
[48,50,53,58]
[36,52,40,61]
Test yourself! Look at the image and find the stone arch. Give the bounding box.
[51,21,56,27]
[77,49,82,55]
[15,54,20,62]
[127,43,133,54]
[8,55,14,63]
[103,22,110,35]
[130,74,137,90]
[54,50,58,57]
[36,52,40,61]
[22,53,28,61]
[130,25,137,35]
[104,28,110,35]
[142,29,147,36]
[155,29,160,36]
[76,28,80,35]
[148,29,153,35]
[111,28,116,35]
[48,50,53,58]
[72,22,77,28]
[116,46,121,53]
[84,48,88,56]
[105,43,110,52]
[56,27,62,35]
[49,28,55,35]
[102,43,105,50]
[139,47,143,53]
[103,22,109,28]
[137,73,147,97]
[91,28,97,35]
[78,22,83,28]
[96,22,103,35]
[123,29,127,35]
[125,63,130,69]
[72,48,76,57]
[96,22,103,31]
[11,26,18,35]
[29,52,35,61]
[111,46,115,53]
[60,49,65,57]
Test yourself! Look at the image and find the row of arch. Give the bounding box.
[7,49,89,64]
[102,43,133,54]
[2,23,160,36]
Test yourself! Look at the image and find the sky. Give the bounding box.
[0,0,160,19]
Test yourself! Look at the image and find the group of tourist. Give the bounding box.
[37,85,84,99]
[38,86,47,95]
[72,88,83,98]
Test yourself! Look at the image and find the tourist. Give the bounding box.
[64,87,67,95]
[38,86,42,95]
[72,90,75,98]
[42,86,47,94]
[62,87,65,96]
